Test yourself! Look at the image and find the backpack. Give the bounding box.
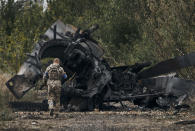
[48,65,61,80]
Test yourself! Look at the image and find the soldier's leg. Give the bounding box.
[48,85,55,116]
[54,86,61,111]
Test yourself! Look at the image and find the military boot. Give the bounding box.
[49,109,54,116]
[59,106,65,112]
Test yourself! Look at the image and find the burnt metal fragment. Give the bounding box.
[6,20,195,111]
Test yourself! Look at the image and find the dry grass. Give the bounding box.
[0,72,39,121]
[0,72,15,121]
[0,72,16,101]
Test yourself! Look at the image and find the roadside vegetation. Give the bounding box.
[0,72,14,121]
[0,71,39,121]
[0,0,194,77]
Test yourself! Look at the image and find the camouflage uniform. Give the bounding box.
[43,63,65,114]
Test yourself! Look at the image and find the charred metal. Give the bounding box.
[6,20,195,111]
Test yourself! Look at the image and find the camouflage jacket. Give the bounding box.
[43,63,65,82]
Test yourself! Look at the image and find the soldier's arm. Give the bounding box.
[63,72,67,79]
[60,67,67,79]
[43,67,49,82]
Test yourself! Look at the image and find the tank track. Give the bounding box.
[9,100,48,111]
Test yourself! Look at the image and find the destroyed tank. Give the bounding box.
[6,20,195,111]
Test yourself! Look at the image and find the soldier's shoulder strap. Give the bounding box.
[45,64,51,72]
[59,66,64,73]
[50,64,63,72]
[46,64,56,72]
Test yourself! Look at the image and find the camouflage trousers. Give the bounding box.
[47,80,62,111]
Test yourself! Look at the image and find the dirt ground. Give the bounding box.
[0,81,194,131]
[0,108,195,131]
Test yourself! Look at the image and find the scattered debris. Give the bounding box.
[31,121,38,125]
[174,120,195,125]
[6,20,195,111]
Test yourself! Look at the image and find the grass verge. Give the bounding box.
[0,72,15,121]
[0,71,43,121]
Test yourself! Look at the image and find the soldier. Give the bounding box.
[43,58,67,116]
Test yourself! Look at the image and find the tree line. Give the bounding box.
[0,0,194,79]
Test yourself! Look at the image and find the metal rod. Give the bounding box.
[53,25,57,40]
[103,92,166,102]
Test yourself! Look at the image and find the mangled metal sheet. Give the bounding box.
[141,76,195,97]
[6,43,43,98]
[44,20,78,40]
[141,76,195,106]
[5,20,195,111]
[138,52,195,79]
[6,75,34,99]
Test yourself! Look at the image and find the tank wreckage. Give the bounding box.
[6,20,195,111]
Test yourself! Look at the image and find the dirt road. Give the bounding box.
[1,109,195,131]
